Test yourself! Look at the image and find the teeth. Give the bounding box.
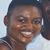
[21,32,32,35]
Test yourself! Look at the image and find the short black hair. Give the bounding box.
[7,0,42,17]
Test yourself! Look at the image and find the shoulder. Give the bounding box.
[0,42,10,50]
[0,38,11,50]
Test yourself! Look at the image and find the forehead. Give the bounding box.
[11,5,42,18]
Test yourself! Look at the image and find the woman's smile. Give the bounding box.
[20,31,33,38]
[8,6,42,43]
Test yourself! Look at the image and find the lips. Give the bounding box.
[21,31,33,38]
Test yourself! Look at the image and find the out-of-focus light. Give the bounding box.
[37,0,39,1]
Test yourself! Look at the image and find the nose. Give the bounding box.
[22,22,33,31]
[27,23,33,30]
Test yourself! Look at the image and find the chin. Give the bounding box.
[23,40,31,44]
[16,38,32,45]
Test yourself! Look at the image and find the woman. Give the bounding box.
[0,0,43,50]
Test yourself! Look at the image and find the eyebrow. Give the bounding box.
[16,15,42,19]
[32,17,42,20]
[16,15,27,19]
[16,15,28,21]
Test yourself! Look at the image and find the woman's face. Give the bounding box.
[7,6,42,44]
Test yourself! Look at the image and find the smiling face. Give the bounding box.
[6,5,42,44]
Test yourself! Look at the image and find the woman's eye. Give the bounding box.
[32,19,42,24]
[18,19,25,23]
[16,16,27,23]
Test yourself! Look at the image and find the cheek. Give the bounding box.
[8,24,22,38]
[9,23,22,34]
[34,25,41,33]
[14,25,21,31]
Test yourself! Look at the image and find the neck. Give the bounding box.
[8,36,26,50]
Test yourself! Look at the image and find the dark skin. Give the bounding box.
[42,1,50,40]
[1,5,42,50]
[0,43,10,50]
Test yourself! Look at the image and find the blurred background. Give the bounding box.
[0,0,12,38]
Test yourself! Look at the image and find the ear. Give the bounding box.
[4,16,9,26]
